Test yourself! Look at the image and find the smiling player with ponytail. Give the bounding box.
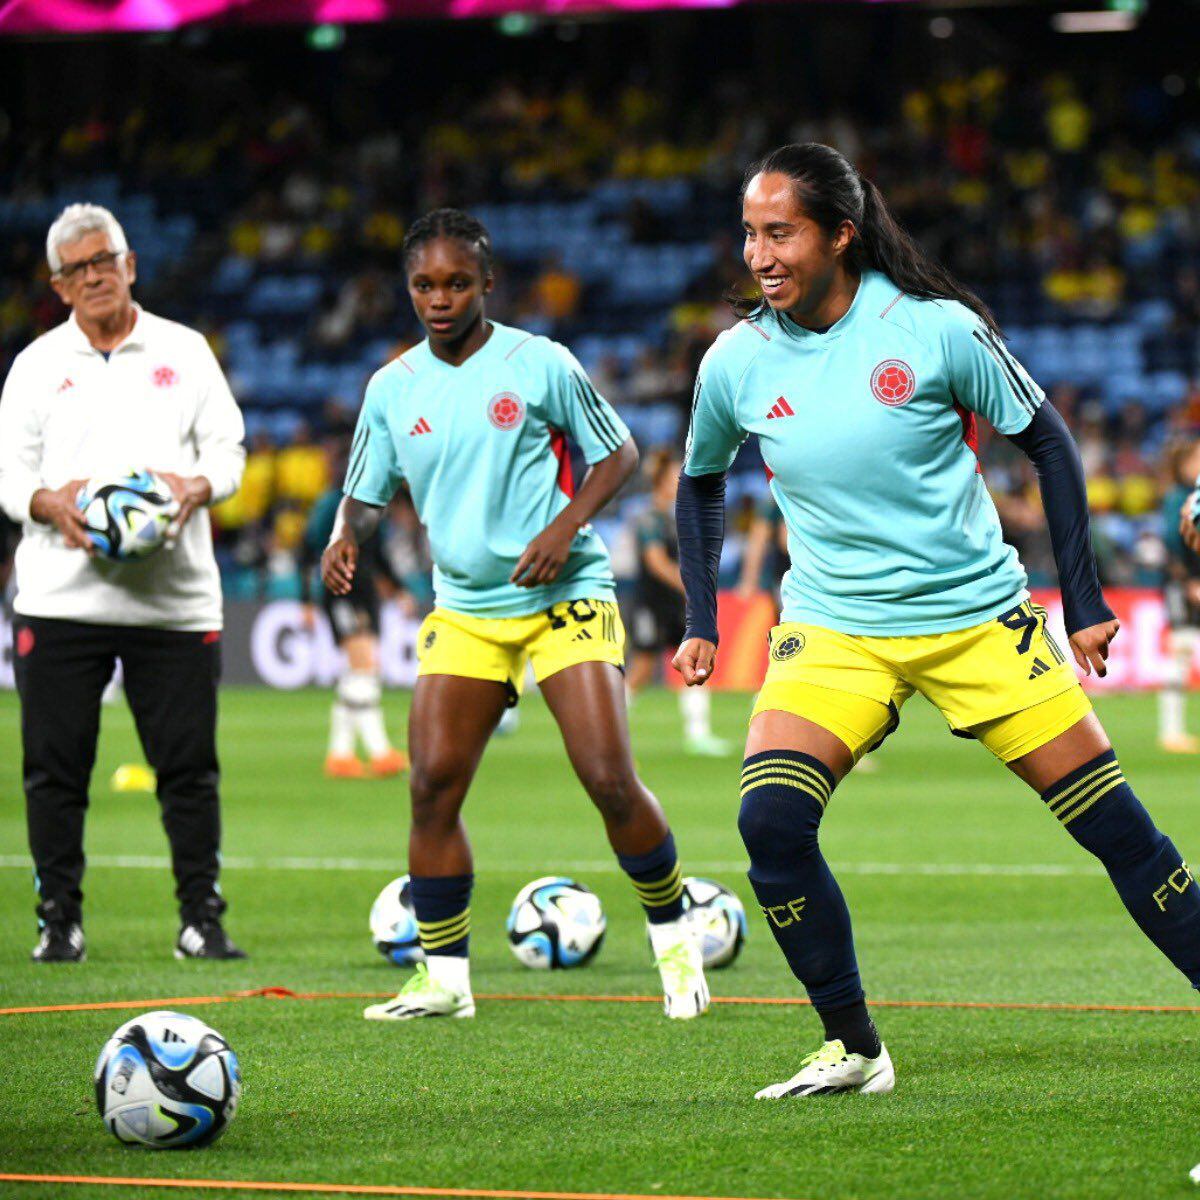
[677,143,1200,1097]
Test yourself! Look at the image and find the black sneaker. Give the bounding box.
[175,917,247,960]
[32,920,86,963]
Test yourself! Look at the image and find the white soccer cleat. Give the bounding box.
[363,962,475,1021]
[649,919,709,1020]
[755,1038,894,1098]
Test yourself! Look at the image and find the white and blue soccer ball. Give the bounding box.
[369,874,425,966]
[94,1010,241,1148]
[681,877,747,969]
[507,876,606,969]
[77,469,179,561]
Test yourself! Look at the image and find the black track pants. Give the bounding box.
[14,616,224,925]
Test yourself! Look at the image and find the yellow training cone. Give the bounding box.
[111,764,156,792]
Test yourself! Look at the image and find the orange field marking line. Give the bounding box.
[0,987,285,1016]
[1,986,1196,1018]
[0,1173,801,1200]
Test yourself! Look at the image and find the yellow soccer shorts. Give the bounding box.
[750,600,1093,764]
[416,598,625,704]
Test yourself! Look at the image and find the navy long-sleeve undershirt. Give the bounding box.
[1006,401,1114,636]
[675,469,726,644]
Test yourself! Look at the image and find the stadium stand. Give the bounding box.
[2,33,1199,599]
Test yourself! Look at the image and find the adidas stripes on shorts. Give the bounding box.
[750,600,1092,764]
[415,599,625,703]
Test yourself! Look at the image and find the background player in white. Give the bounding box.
[626,448,730,755]
[0,204,247,962]
[301,458,410,780]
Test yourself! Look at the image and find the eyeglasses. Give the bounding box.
[55,250,123,282]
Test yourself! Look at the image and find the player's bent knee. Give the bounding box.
[579,766,642,824]
[738,750,832,875]
[737,789,821,870]
[409,758,473,821]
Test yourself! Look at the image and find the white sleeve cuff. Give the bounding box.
[196,445,246,505]
[0,478,37,525]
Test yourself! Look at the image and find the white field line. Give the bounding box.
[0,854,1098,877]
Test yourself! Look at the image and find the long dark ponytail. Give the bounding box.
[728,143,1002,337]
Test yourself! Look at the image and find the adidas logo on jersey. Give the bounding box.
[409,418,432,436]
[572,629,593,642]
[1028,658,1052,679]
[766,397,795,420]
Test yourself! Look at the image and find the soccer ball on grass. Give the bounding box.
[95,1010,240,1148]
[507,876,606,969]
[370,874,425,966]
[679,876,747,968]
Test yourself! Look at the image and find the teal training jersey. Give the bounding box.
[684,270,1043,635]
[345,322,629,617]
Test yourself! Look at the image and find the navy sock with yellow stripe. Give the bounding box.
[738,750,867,1018]
[1044,750,1200,986]
[618,833,685,924]
[409,874,472,958]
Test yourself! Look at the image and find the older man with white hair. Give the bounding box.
[0,204,247,962]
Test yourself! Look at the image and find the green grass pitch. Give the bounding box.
[1,685,1199,1200]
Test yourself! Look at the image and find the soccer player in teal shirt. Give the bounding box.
[323,209,707,1021]
[675,144,1200,1096]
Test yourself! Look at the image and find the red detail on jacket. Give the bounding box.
[550,429,574,498]
[953,400,982,474]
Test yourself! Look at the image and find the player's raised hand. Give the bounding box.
[29,478,93,553]
[157,472,210,534]
[1069,618,1120,678]
[322,537,359,595]
[672,637,717,686]
[1179,491,1200,554]
[511,517,575,587]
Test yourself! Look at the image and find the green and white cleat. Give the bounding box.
[649,920,709,1020]
[755,1038,894,1097]
[363,962,475,1021]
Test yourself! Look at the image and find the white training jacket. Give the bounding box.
[0,307,245,630]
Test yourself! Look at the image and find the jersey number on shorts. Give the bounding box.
[546,599,617,642]
[997,602,1067,665]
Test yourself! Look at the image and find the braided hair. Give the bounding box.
[402,207,493,277]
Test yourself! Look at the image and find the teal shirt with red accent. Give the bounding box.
[684,270,1043,635]
[346,321,629,617]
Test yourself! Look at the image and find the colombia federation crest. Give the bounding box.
[488,392,525,430]
[870,359,916,407]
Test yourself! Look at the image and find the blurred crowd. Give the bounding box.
[2,31,1200,602]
